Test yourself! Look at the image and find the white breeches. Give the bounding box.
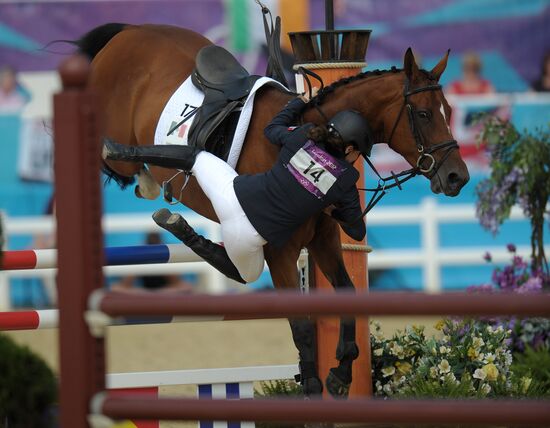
[191,152,267,283]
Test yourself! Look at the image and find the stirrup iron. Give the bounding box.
[162,170,191,205]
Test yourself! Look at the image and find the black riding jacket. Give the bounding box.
[233,98,366,248]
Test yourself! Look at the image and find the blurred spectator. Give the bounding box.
[0,65,28,113]
[446,52,495,95]
[111,232,194,293]
[531,51,550,92]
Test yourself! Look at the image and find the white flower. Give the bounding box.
[480,383,491,395]
[438,359,451,374]
[374,331,385,341]
[381,366,396,377]
[429,366,438,379]
[496,326,504,333]
[388,342,405,359]
[504,352,513,366]
[473,369,487,380]
[476,352,485,362]
[439,346,449,354]
[383,383,393,394]
[472,337,485,349]
[486,325,493,333]
[373,348,384,356]
[484,353,496,364]
[442,335,450,343]
[376,381,382,391]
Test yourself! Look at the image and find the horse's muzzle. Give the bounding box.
[431,166,470,196]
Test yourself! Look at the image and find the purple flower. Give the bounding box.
[483,252,492,262]
[512,255,527,270]
[517,277,543,294]
[467,284,494,293]
[507,243,517,253]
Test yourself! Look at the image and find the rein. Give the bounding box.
[303,71,459,223]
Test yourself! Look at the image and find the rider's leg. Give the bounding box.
[102,139,199,171]
[152,151,266,283]
[191,151,266,282]
[153,209,247,284]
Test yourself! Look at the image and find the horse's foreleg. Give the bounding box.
[264,236,323,397]
[307,214,359,399]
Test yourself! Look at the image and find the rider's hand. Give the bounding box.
[299,86,319,102]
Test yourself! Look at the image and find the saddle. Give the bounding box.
[187,45,261,158]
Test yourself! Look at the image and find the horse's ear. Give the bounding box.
[404,47,420,79]
[430,49,450,81]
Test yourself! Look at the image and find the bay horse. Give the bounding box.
[75,23,469,398]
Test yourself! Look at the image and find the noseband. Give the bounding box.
[385,78,459,177]
[358,77,459,219]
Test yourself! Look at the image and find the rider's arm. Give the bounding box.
[264,98,307,146]
[331,186,366,242]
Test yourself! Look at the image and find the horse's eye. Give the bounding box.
[417,110,431,120]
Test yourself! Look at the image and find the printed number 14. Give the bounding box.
[303,161,325,183]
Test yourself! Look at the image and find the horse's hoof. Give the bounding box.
[302,376,323,398]
[325,368,351,399]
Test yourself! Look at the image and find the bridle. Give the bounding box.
[299,69,460,222]
[355,77,458,220]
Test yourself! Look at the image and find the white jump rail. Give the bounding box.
[2,197,545,301]
[106,364,298,389]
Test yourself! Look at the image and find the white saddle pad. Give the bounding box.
[154,75,287,168]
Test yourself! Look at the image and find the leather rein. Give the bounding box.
[301,69,459,222]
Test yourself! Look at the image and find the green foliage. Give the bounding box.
[255,379,303,398]
[475,116,550,272]
[0,333,58,428]
[255,380,304,428]
[511,346,550,394]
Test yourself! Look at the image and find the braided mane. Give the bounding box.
[309,66,435,106]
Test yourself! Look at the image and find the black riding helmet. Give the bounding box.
[327,110,374,157]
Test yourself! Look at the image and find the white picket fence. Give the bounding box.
[1,197,543,310]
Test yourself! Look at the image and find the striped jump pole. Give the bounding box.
[0,307,253,332]
[0,309,58,330]
[1,244,202,271]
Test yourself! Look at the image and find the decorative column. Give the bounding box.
[289,28,373,397]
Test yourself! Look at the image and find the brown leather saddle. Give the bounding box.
[186,45,262,160]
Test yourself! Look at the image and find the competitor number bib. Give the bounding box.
[287,140,346,199]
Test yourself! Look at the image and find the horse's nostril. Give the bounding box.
[448,172,461,185]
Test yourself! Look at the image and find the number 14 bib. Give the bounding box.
[287,140,346,199]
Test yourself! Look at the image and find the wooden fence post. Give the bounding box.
[55,54,105,427]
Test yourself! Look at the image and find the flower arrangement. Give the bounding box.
[475,116,550,274]
[470,245,550,353]
[370,319,535,398]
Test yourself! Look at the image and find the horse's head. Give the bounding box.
[378,48,470,196]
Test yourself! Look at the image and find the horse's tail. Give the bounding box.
[76,22,128,60]
[77,23,136,189]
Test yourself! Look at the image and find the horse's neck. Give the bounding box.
[303,72,403,137]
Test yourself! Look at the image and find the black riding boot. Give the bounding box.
[153,208,246,284]
[102,139,199,171]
